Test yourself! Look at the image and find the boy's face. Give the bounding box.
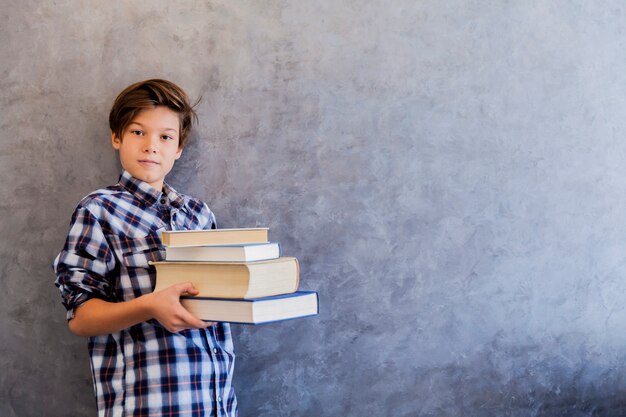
[112,106,183,191]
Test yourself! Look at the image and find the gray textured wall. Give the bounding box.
[2,1,626,416]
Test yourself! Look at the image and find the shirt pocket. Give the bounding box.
[106,232,165,301]
[108,233,165,269]
[121,239,164,268]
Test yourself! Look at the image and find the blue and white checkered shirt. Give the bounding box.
[54,171,237,416]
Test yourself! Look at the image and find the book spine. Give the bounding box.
[294,258,300,290]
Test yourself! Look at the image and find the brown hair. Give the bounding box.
[109,79,198,149]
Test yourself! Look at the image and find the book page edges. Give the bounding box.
[211,312,318,325]
[161,228,269,247]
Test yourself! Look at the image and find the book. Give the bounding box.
[181,291,319,324]
[160,228,269,247]
[165,242,280,262]
[152,257,299,299]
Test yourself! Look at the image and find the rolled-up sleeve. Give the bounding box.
[53,206,116,320]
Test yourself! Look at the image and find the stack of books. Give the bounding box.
[152,228,319,325]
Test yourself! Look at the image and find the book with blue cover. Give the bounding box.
[180,291,319,324]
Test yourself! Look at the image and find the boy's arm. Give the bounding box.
[69,282,211,337]
[56,206,213,337]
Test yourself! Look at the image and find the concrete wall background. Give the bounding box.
[2,1,626,416]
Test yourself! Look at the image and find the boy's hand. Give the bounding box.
[147,282,216,332]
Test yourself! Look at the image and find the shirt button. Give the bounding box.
[160,198,166,204]
[218,396,222,403]
[213,348,218,354]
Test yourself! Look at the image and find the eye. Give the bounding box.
[130,130,144,136]
[161,135,173,141]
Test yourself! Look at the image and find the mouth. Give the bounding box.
[138,159,159,165]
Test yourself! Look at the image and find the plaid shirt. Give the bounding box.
[54,171,237,417]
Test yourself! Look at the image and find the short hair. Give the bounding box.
[109,79,198,149]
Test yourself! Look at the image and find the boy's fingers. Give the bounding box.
[176,282,199,296]
[179,308,209,329]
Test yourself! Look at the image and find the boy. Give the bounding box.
[54,79,237,416]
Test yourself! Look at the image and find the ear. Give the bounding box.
[175,145,184,160]
[111,132,121,150]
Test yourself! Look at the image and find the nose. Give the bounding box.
[143,135,159,153]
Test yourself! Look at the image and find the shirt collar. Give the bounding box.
[118,170,185,209]
[162,181,186,209]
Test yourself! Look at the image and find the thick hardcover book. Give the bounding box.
[152,257,299,299]
[181,291,319,324]
[165,242,281,262]
[160,228,269,247]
